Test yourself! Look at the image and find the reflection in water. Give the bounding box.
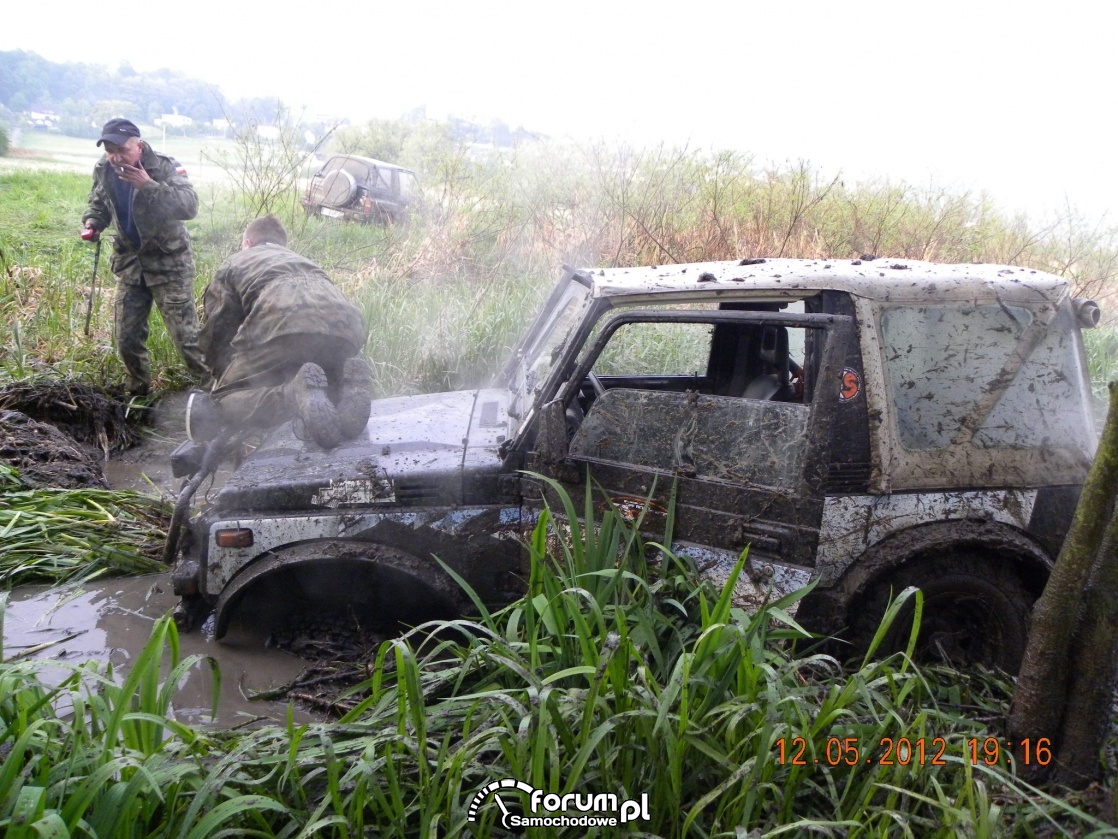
[1,573,319,727]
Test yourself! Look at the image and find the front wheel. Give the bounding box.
[848,554,1035,674]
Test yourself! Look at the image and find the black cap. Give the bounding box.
[96,118,141,147]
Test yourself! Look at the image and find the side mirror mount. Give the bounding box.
[1073,298,1101,329]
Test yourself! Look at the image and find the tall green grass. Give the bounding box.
[3,481,1113,836]
[0,464,168,586]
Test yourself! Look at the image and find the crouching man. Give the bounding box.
[188,215,372,449]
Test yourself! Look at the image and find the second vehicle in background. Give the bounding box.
[302,154,418,224]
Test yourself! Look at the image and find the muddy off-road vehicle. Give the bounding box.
[170,258,1101,672]
[301,154,418,223]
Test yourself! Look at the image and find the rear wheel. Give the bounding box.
[848,554,1035,674]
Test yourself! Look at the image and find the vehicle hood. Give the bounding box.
[210,388,511,513]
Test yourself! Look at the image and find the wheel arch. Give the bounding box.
[802,518,1053,632]
[212,539,467,640]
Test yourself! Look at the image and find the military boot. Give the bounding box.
[336,356,373,440]
[283,363,342,449]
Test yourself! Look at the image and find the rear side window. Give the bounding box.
[974,305,1092,451]
[881,303,1091,452]
[398,172,418,200]
[369,167,392,192]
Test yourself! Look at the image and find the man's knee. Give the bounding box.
[154,288,201,330]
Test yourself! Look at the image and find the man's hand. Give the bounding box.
[80,223,100,242]
[116,162,153,188]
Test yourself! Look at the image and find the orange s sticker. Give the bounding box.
[840,368,861,402]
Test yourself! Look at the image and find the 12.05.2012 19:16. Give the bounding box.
[775,736,1053,767]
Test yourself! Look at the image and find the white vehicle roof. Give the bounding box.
[583,258,1070,306]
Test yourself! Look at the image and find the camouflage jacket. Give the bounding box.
[199,244,367,378]
[82,143,198,285]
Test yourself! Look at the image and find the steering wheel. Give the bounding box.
[587,371,605,398]
[566,372,605,436]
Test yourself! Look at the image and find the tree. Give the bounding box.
[1009,381,1118,786]
[205,103,334,223]
[334,117,411,163]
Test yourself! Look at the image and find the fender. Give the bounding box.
[213,539,466,639]
[803,518,1054,630]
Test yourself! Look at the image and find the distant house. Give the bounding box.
[25,109,60,129]
[155,114,193,129]
[256,125,281,143]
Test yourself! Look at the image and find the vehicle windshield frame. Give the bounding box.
[499,268,596,436]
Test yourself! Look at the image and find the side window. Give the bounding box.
[882,304,1030,450]
[370,167,392,193]
[564,316,827,489]
[593,322,713,377]
[578,318,812,402]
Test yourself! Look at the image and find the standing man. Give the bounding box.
[188,214,372,450]
[81,118,209,396]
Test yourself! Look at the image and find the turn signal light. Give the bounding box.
[215,528,254,548]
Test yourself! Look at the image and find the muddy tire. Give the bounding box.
[848,554,1034,674]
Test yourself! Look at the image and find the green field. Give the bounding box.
[1,129,237,184]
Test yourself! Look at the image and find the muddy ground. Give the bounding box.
[0,381,189,495]
[1,384,378,722]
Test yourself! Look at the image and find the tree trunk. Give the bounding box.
[1009,382,1118,782]
[1052,505,1118,786]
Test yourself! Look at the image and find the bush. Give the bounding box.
[0,124,9,156]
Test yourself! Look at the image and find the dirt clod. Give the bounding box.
[0,378,150,458]
[0,409,107,489]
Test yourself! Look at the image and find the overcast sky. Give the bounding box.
[6,0,1115,222]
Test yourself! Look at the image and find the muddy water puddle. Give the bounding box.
[3,388,328,727]
[2,573,321,727]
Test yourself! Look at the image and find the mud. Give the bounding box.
[2,386,315,724]
[99,389,204,498]
[0,410,108,489]
[2,574,318,726]
[3,384,440,720]
[0,379,149,458]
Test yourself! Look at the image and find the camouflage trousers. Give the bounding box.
[113,275,210,394]
[211,333,358,429]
